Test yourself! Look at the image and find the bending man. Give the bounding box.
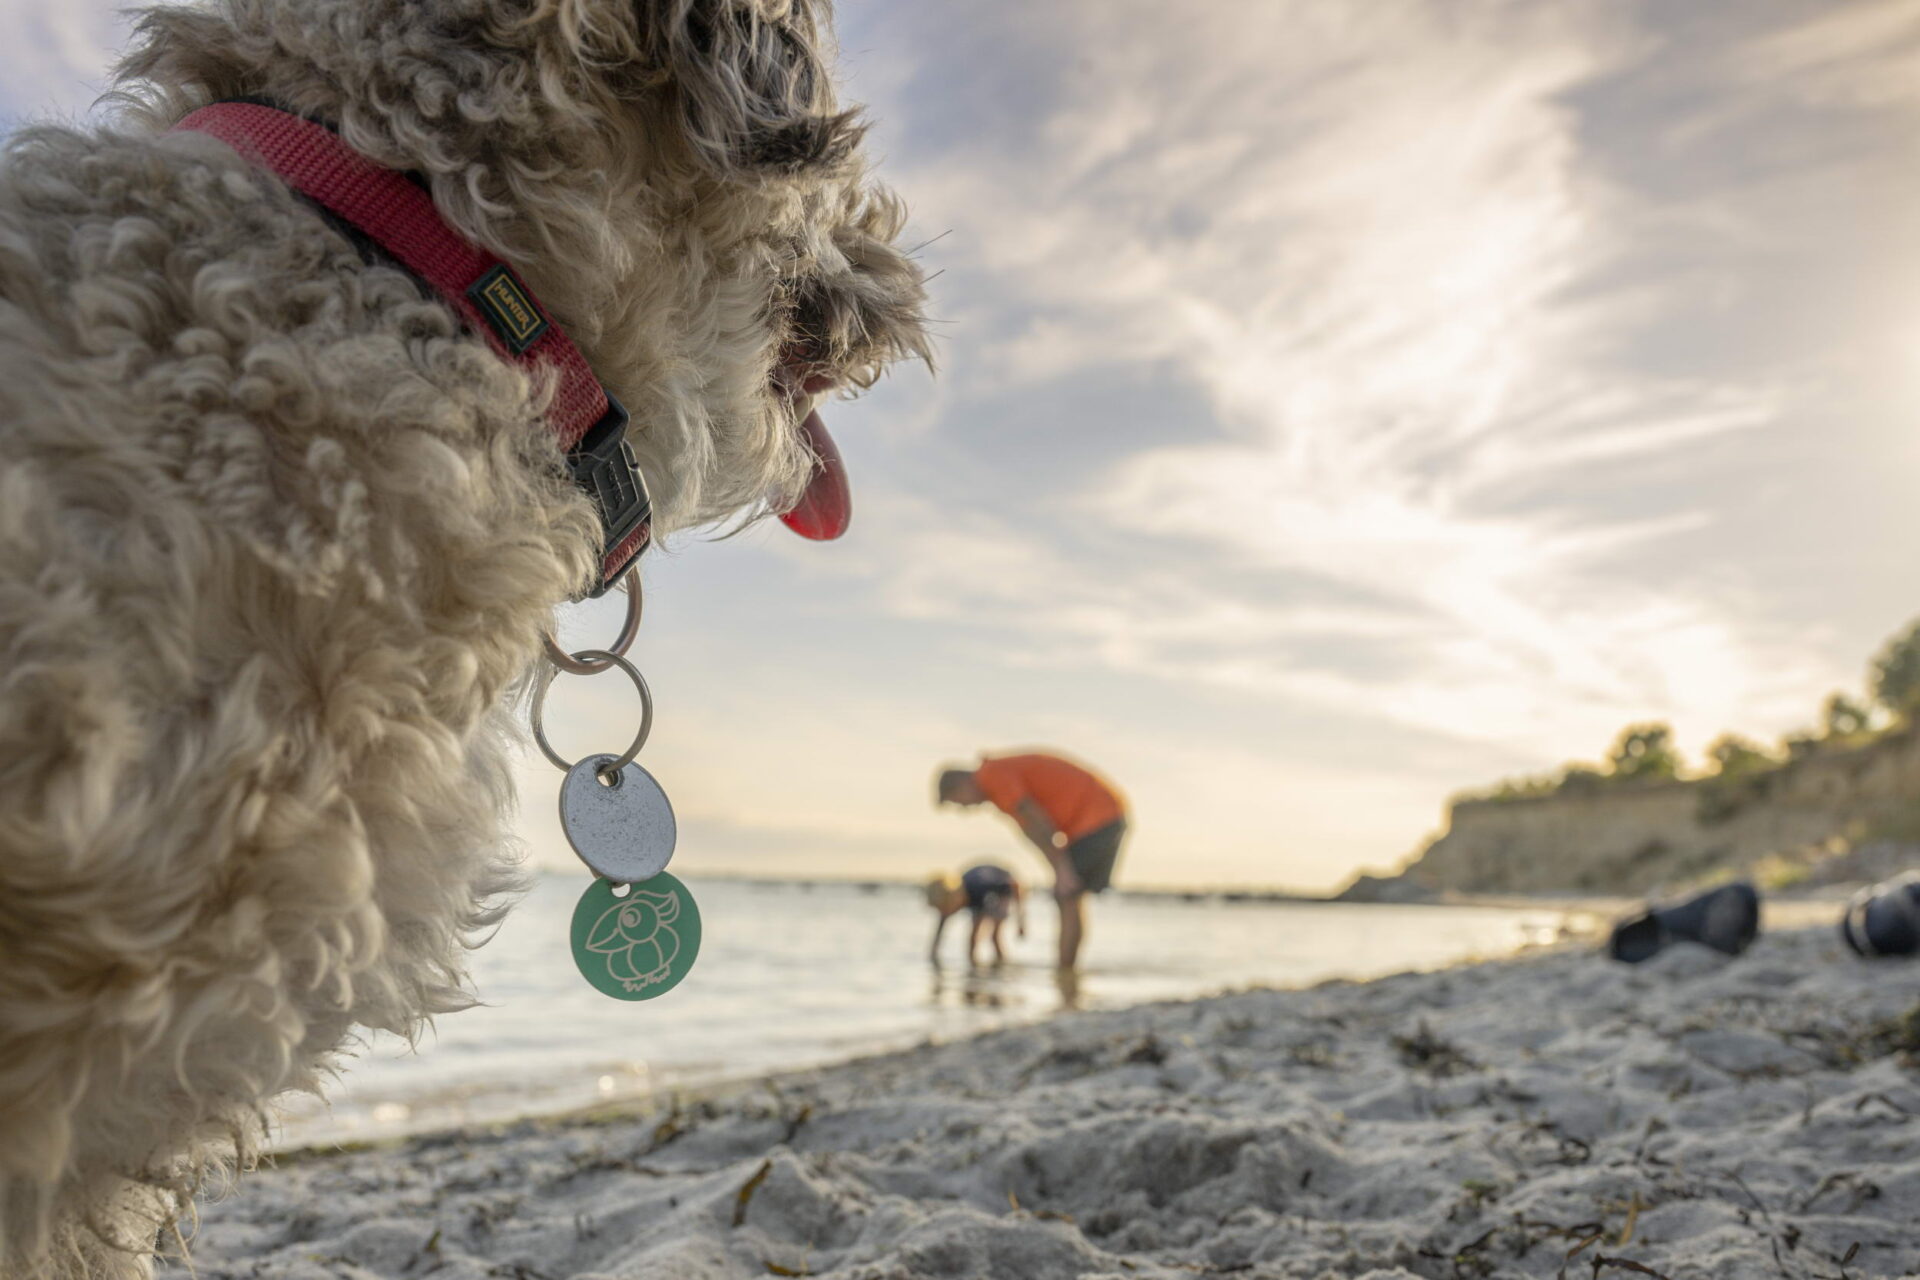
[935,751,1129,970]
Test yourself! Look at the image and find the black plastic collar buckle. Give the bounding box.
[566,391,652,597]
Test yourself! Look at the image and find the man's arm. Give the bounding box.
[929,911,949,964]
[1012,799,1080,894]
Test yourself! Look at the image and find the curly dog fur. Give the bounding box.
[0,1,928,1273]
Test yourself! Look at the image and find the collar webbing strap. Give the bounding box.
[172,101,648,592]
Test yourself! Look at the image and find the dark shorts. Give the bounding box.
[1066,819,1127,895]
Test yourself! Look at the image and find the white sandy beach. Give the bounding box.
[162,925,1920,1279]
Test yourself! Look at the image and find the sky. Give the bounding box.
[4,0,1919,891]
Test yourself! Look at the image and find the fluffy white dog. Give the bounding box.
[0,0,928,1274]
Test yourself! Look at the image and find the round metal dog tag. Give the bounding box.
[558,754,677,882]
[570,874,701,1001]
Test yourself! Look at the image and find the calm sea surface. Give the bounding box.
[275,875,1564,1148]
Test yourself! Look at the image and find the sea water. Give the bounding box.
[275,874,1565,1148]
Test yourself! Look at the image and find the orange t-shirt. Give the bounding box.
[974,752,1125,842]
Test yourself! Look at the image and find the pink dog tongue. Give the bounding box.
[780,408,851,540]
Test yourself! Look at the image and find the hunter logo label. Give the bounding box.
[469,265,549,353]
[569,873,702,1001]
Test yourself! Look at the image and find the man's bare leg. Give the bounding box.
[1056,890,1085,970]
[1053,967,1081,1009]
[989,918,1007,964]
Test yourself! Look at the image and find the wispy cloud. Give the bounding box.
[1736,2,1920,108]
[833,0,1910,778]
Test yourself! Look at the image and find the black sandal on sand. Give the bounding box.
[1608,881,1761,964]
[1839,873,1920,958]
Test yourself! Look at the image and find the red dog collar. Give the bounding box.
[176,102,669,593]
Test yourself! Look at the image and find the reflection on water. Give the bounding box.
[929,965,1028,1011]
[274,874,1565,1149]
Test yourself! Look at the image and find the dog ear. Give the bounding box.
[638,0,863,177]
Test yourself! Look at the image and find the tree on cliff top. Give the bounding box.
[1821,692,1871,739]
[1558,764,1606,795]
[1608,722,1682,781]
[1782,730,1821,761]
[1707,733,1775,778]
[1871,619,1920,718]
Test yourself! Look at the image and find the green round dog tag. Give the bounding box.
[570,873,701,1001]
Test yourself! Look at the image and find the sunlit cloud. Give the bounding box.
[830,0,1909,784]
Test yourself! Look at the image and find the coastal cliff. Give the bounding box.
[1349,727,1920,898]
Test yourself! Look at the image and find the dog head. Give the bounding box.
[118,0,932,542]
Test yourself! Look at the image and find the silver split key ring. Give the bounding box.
[543,570,643,676]
[530,647,654,776]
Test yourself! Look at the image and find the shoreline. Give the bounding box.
[260,893,1858,1158]
[168,923,1920,1279]
[268,937,1562,1163]
[266,898,1583,1156]
[690,871,1868,919]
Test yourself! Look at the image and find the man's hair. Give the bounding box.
[935,766,975,805]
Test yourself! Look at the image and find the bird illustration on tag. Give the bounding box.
[569,873,701,1001]
[584,887,681,991]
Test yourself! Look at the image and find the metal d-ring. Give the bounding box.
[530,648,655,776]
[543,570,642,676]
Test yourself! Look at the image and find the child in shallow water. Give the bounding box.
[926,865,1027,966]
